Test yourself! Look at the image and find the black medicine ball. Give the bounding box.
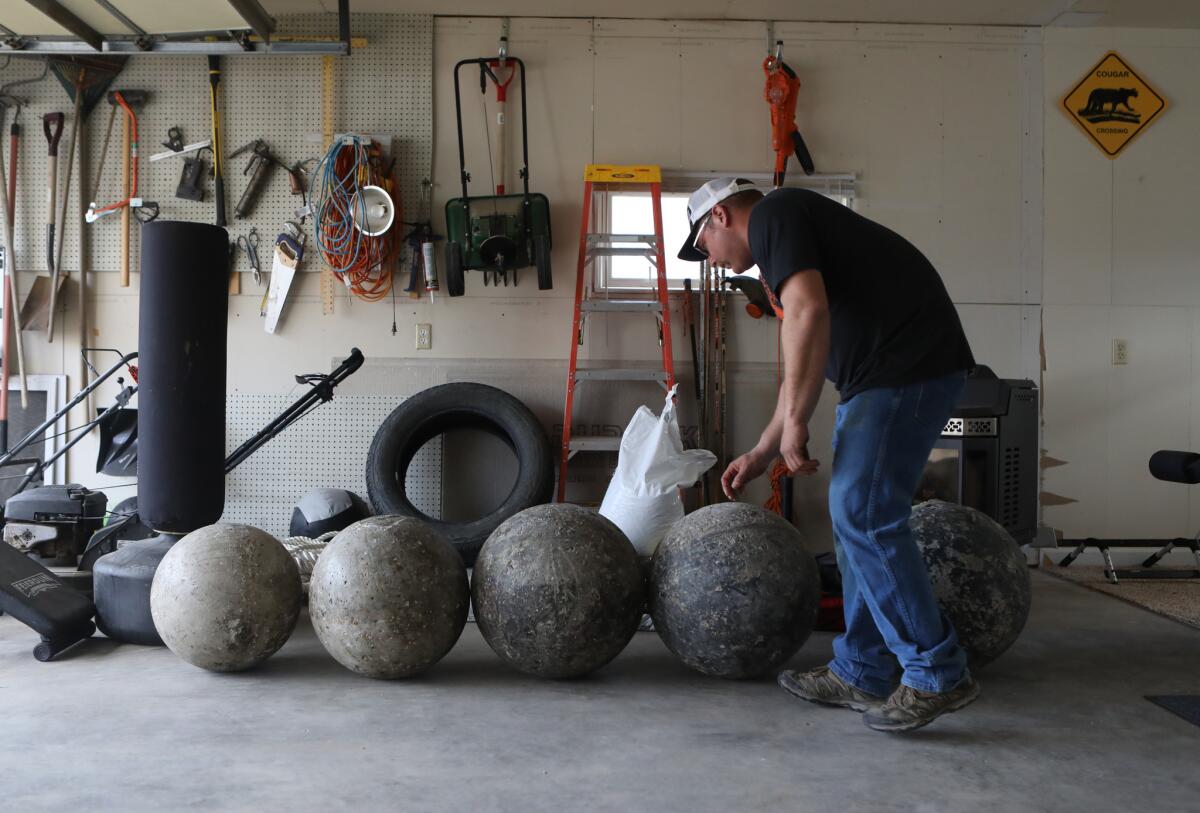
[289,488,370,538]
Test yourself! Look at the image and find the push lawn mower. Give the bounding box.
[445,52,552,296]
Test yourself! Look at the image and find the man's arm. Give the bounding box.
[773,270,830,471]
[722,270,830,498]
[753,380,790,460]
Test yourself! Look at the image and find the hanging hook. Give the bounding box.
[499,17,510,63]
[0,57,49,97]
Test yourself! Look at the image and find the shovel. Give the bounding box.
[17,272,65,333]
[46,56,126,401]
[40,112,63,340]
[95,406,137,476]
[0,101,28,412]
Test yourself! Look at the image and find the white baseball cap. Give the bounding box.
[677,177,758,261]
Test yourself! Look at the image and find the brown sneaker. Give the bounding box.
[777,666,888,712]
[863,674,981,733]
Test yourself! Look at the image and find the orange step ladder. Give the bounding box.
[558,164,676,502]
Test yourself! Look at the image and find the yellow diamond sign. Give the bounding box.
[1062,52,1167,158]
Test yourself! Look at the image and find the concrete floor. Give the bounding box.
[1,571,1198,812]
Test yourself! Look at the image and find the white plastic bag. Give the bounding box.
[599,386,717,556]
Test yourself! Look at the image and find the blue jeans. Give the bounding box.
[826,371,969,696]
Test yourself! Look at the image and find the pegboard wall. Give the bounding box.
[0,13,432,278]
[223,393,442,538]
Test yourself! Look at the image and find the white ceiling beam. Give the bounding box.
[23,0,104,49]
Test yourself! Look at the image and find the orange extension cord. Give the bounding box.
[315,140,400,302]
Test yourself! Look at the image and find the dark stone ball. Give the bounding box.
[649,503,820,679]
[910,500,1032,668]
[472,504,644,679]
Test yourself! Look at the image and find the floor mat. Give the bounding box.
[1042,561,1200,630]
[1146,696,1200,728]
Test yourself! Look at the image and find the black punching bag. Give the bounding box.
[93,221,228,645]
[137,221,228,531]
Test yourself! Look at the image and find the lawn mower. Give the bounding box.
[445,50,552,296]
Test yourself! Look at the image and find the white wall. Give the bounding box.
[429,18,1043,547]
[1041,27,1200,542]
[6,15,1046,550]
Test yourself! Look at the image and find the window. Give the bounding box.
[594,172,856,293]
[604,192,694,290]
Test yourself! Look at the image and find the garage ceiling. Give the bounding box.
[1,2,249,37]
[271,0,1200,29]
[3,0,1199,39]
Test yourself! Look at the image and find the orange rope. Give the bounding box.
[764,458,790,515]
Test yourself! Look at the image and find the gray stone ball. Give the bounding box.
[150,523,302,672]
[472,503,645,679]
[649,503,821,679]
[309,515,469,679]
[910,500,1032,667]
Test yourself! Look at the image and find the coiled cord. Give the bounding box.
[311,136,398,301]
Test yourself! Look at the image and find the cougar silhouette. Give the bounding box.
[1078,87,1139,116]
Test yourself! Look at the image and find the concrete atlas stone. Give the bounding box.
[910,500,1032,667]
[309,515,469,679]
[472,503,644,679]
[150,523,302,672]
[649,502,820,679]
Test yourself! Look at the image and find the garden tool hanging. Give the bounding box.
[85,90,158,289]
[39,112,63,338]
[763,41,814,186]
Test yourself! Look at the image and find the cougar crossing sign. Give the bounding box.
[1062,52,1166,159]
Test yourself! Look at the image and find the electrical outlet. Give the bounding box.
[415,323,432,350]
[1112,338,1129,366]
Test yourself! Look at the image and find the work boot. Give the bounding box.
[862,674,981,733]
[777,666,888,712]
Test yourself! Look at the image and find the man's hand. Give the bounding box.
[721,447,770,501]
[781,418,820,476]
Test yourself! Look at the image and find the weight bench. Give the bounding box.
[1059,450,1200,584]
[0,539,96,661]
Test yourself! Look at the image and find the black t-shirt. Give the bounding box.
[748,188,975,402]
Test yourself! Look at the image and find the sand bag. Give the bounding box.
[599,386,717,556]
